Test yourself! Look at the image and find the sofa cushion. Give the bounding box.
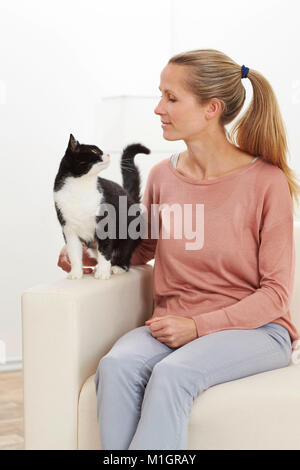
[78,363,300,450]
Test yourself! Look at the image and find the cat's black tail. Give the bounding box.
[121,143,151,203]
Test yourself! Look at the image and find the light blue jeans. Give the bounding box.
[94,322,292,450]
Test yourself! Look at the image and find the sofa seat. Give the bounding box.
[78,363,300,450]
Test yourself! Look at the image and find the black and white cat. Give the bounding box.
[53,134,150,280]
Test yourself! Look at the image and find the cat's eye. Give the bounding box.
[91,149,98,154]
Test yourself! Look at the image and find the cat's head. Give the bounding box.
[64,134,110,176]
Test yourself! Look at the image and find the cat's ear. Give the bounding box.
[68,134,80,153]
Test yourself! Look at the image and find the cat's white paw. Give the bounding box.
[67,268,83,280]
[111,265,126,275]
[94,267,111,280]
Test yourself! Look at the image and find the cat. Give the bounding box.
[53,134,150,280]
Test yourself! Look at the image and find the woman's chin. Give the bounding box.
[162,132,180,141]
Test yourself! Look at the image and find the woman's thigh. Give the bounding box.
[102,325,175,360]
[153,322,292,397]
[95,325,176,385]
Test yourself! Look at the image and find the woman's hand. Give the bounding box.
[58,244,98,274]
[145,315,198,348]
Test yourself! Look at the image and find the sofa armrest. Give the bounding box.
[21,264,154,450]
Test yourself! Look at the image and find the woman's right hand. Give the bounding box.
[58,244,98,274]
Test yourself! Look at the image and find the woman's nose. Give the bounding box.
[154,103,163,115]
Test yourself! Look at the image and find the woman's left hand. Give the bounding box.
[145,315,198,348]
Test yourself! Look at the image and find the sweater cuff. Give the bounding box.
[191,309,229,337]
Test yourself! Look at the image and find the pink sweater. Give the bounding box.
[130,154,300,343]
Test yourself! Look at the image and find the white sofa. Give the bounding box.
[21,223,300,450]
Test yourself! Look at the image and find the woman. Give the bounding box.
[58,49,300,450]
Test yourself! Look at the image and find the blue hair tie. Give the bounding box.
[241,65,250,79]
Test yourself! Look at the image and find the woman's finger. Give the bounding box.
[82,249,98,266]
[156,338,173,347]
[60,253,70,264]
[83,256,97,266]
[150,321,167,333]
[83,268,94,274]
[60,261,71,273]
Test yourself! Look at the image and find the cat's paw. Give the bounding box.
[94,267,111,280]
[67,268,83,280]
[111,265,126,275]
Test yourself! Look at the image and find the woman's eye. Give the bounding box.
[159,95,176,102]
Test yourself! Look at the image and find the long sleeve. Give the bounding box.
[130,166,158,266]
[191,170,296,337]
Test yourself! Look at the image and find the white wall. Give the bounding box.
[0,0,299,366]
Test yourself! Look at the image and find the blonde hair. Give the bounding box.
[168,48,300,216]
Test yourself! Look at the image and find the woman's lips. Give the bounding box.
[161,123,172,128]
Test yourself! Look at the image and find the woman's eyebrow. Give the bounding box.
[158,86,176,93]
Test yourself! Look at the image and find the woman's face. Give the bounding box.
[154,63,210,142]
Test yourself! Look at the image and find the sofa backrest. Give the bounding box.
[290,221,300,333]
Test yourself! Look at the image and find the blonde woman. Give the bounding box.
[59,49,300,450]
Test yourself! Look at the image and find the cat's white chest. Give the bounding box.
[54,176,102,242]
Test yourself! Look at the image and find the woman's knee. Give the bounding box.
[99,352,135,368]
[96,353,142,386]
[151,359,207,397]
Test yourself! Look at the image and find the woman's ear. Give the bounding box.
[205,99,223,121]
